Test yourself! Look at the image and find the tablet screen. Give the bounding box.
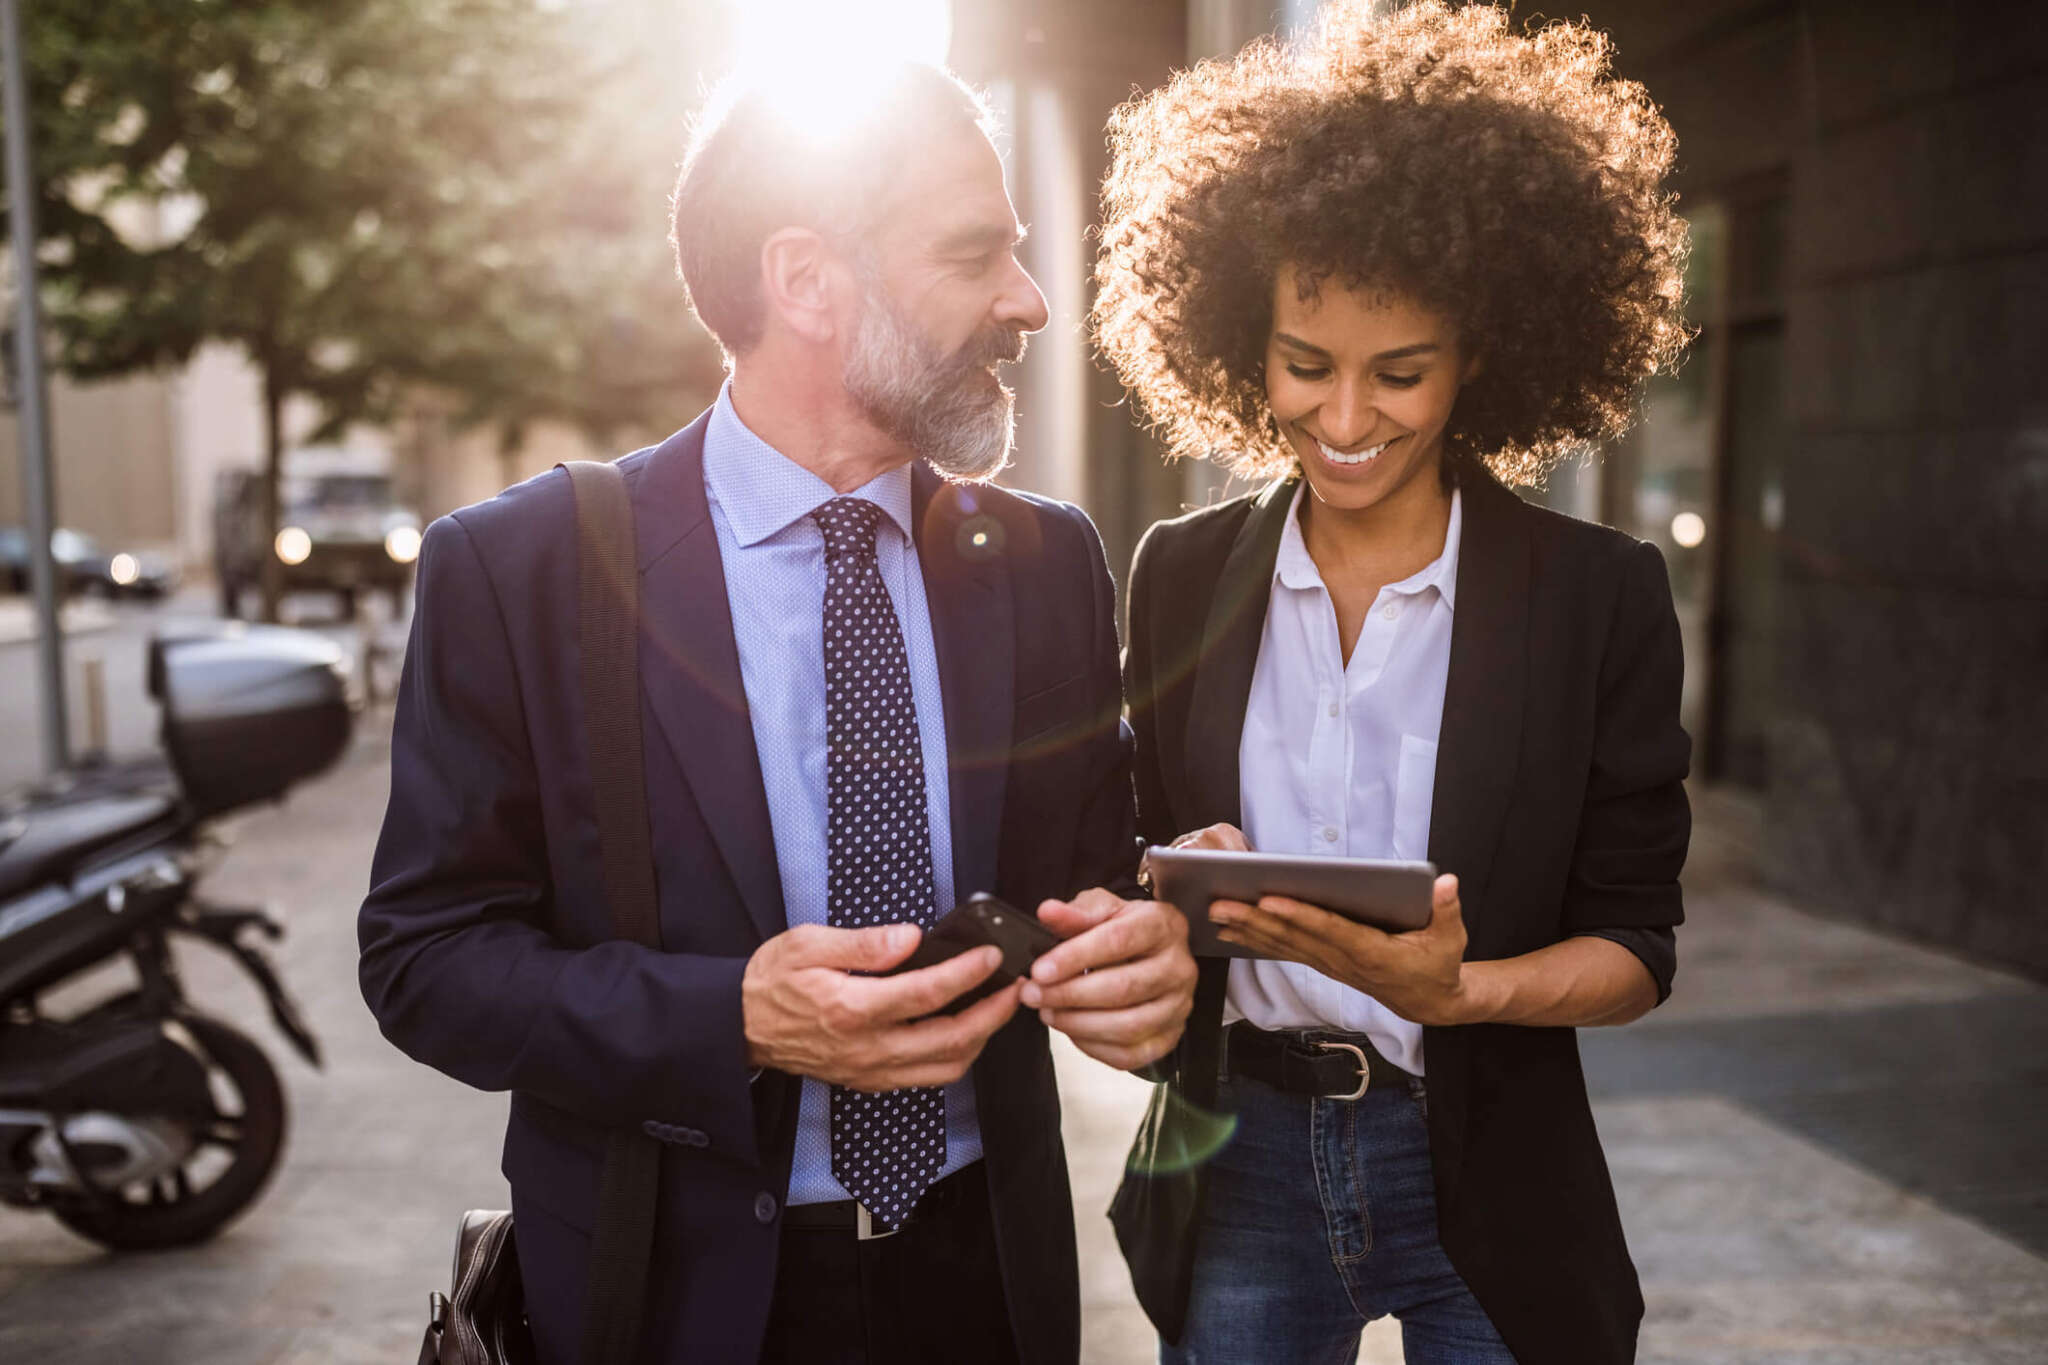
[1145,846,1437,959]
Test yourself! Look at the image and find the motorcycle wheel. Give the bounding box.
[49,1014,288,1251]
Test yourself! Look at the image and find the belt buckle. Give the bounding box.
[856,1204,900,1241]
[1316,1041,1372,1101]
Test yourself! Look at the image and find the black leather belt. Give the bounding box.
[780,1159,983,1240]
[1224,1023,1414,1100]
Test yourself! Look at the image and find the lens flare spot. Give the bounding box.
[384,525,423,564]
[1126,1089,1239,1177]
[275,527,313,565]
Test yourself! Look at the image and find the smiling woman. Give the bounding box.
[1095,6,1695,1364]
[1093,0,1688,490]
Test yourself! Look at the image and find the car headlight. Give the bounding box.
[109,553,139,586]
[275,527,313,565]
[384,525,422,564]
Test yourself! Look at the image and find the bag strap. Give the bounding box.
[560,459,663,1365]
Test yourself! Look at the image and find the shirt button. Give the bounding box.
[1381,602,1400,621]
[1322,827,1339,843]
[754,1192,779,1224]
[1327,702,1339,718]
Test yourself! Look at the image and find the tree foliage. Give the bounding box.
[3,0,727,614]
[10,0,728,426]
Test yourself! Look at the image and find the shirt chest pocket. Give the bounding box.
[1391,733,1439,861]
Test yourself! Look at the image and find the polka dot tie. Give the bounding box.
[812,496,943,1230]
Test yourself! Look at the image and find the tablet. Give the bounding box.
[1144,845,1437,960]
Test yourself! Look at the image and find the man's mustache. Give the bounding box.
[951,325,1028,372]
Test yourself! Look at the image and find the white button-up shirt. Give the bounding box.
[1225,484,1463,1076]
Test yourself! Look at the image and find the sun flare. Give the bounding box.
[720,0,955,142]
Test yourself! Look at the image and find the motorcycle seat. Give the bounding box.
[0,793,178,902]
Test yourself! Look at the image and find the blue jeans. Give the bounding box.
[1161,1067,1515,1365]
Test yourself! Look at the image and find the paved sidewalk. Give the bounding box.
[1,732,2043,1362]
[0,596,117,646]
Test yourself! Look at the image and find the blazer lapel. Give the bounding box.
[913,467,1013,901]
[1426,473,1530,926]
[1183,479,1296,833]
[632,415,788,945]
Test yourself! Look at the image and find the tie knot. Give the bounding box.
[812,497,887,562]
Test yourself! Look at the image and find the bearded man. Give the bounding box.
[357,61,1197,1365]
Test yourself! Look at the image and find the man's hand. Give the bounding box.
[742,923,1023,1091]
[1211,874,1475,1026]
[1023,889,1199,1071]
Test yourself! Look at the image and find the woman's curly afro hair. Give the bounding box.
[1091,0,1690,486]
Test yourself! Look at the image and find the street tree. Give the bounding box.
[4,0,725,619]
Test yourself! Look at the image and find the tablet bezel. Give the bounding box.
[1144,845,1438,960]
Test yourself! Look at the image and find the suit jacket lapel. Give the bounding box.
[632,415,788,945]
[913,467,1013,901]
[1183,479,1295,833]
[1427,473,1530,930]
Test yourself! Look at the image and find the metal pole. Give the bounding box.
[80,650,106,756]
[2,0,70,774]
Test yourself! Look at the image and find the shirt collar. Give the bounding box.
[703,380,915,549]
[1272,481,1463,612]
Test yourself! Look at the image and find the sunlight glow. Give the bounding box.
[728,0,952,70]
[720,0,954,142]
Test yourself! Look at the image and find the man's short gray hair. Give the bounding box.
[670,63,998,357]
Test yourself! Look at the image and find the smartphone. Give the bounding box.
[889,893,1062,1013]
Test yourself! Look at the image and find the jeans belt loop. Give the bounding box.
[1315,1040,1373,1101]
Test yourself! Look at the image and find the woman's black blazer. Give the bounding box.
[1121,470,1691,1365]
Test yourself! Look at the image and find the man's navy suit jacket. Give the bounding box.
[358,411,1140,1364]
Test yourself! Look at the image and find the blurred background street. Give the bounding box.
[4,0,2045,1361]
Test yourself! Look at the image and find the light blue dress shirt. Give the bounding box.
[701,383,980,1206]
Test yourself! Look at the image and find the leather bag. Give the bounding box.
[415,459,664,1365]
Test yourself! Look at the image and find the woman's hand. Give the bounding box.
[1171,823,1251,853]
[1139,822,1251,893]
[1211,874,1479,1026]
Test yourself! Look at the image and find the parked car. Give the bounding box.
[0,526,180,600]
[212,464,421,619]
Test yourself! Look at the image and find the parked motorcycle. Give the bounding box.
[0,622,351,1249]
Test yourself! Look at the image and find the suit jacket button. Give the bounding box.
[753,1192,778,1224]
[641,1120,665,1140]
[685,1128,709,1148]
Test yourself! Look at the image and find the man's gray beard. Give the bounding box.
[843,283,1017,482]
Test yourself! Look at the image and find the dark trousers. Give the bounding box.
[758,1161,1019,1365]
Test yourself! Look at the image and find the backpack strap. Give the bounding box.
[560,459,662,1365]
